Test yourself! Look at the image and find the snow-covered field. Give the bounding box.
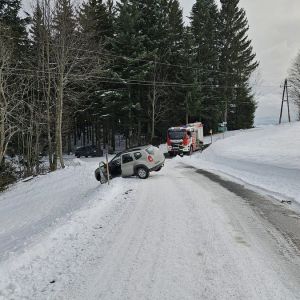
[183,122,300,206]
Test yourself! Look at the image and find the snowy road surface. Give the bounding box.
[1,158,300,299]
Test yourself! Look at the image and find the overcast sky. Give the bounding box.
[22,0,300,124]
[181,0,300,124]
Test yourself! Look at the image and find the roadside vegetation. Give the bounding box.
[289,51,300,119]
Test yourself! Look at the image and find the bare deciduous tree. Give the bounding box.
[289,51,300,120]
[0,38,29,166]
[148,58,170,139]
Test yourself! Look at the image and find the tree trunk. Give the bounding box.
[185,91,191,124]
[151,86,156,139]
[111,120,115,151]
[137,118,141,146]
[35,124,40,174]
[45,19,55,171]
[0,70,6,166]
[55,75,65,169]
[0,109,5,166]
[151,58,157,140]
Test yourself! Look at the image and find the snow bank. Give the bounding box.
[0,177,132,300]
[0,157,102,261]
[184,122,300,205]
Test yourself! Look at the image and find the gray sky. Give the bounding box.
[22,0,300,124]
[181,0,300,124]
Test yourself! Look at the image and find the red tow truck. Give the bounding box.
[167,122,204,156]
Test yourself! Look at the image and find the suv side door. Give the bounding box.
[121,153,135,177]
[109,153,122,176]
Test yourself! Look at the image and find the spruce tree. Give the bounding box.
[219,0,258,129]
[110,0,146,145]
[181,26,201,124]
[164,0,186,127]
[0,0,28,58]
[137,0,168,58]
[78,0,113,46]
[77,0,116,148]
[29,1,47,65]
[137,0,179,138]
[190,0,220,132]
[0,0,27,36]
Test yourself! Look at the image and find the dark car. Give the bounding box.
[75,145,103,158]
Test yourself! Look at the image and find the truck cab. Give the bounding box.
[167,122,204,156]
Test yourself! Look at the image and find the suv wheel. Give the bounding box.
[137,167,149,179]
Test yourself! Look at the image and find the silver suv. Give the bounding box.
[95,145,165,182]
[121,145,165,179]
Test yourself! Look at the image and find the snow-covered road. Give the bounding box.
[1,158,300,299]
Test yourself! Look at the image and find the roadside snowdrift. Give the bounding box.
[0,158,101,261]
[184,122,300,205]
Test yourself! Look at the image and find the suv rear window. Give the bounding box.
[146,146,155,155]
[134,152,142,160]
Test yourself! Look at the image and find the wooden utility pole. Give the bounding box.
[279,79,291,124]
[106,153,110,185]
[151,56,157,140]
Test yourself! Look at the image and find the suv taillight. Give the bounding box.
[148,155,154,162]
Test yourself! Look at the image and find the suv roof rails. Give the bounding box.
[121,144,151,154]
[123,148,142,153]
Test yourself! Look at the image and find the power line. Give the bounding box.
[0,34,279,89]
[1,70,261,89]
[0,32,247,76]
[3,67,280,89]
